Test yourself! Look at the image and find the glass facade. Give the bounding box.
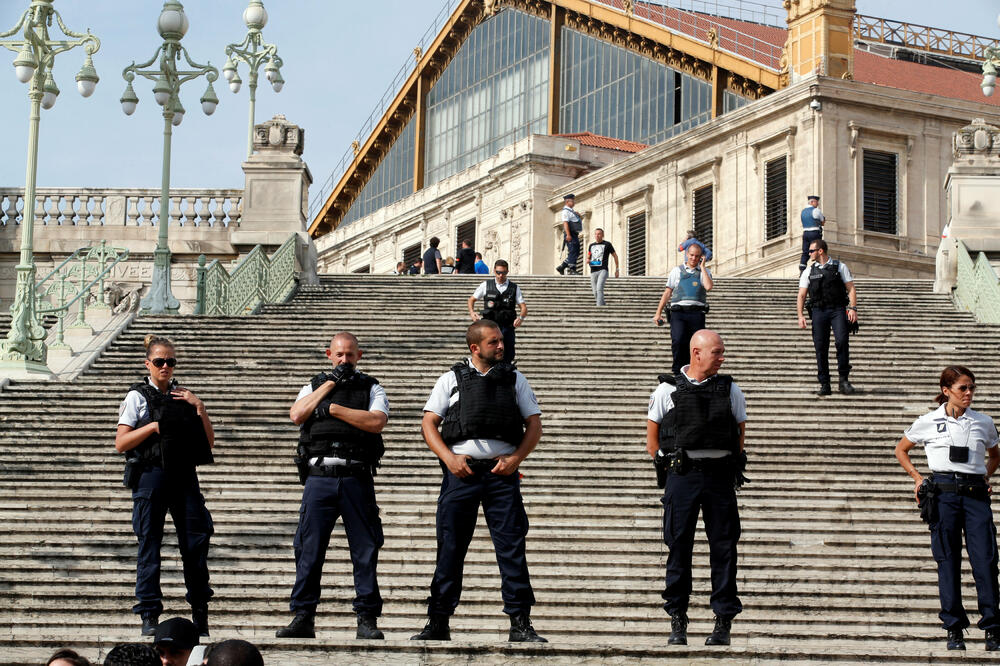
[342,115,416,226]
[425,8,550,185]
[723,90,750,114]
[560,27,712,145]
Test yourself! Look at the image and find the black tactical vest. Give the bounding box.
[299,370,385,464]
[657,373,740,454]
[806,260,849,309]
[124,378,212,470]
[440,361,525,446]
[481,279,518,327]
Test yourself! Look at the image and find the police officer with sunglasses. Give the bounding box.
[116,334,215,638]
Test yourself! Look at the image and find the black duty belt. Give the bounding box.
[466,457,498,473]
[669,304,708,313]
[308,464,371,478]
[687,456,733,472]
[933,472,986,482]
[931,473,988,500]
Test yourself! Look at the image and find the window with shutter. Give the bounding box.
[863,150,898,235]
[402,243,421,267]
[627,213,646,276]
[692,185,713,250]
[455,219,476,253]
[764,156,787,241]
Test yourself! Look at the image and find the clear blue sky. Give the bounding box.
[0,0,993,198]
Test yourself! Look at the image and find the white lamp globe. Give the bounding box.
[243,1,268,30]
[158,2,190,40]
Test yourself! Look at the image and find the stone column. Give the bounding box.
[234,114,318,284]
[935,118,1000,293]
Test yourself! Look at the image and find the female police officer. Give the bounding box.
[895,365,1000,651]
[116,334,215,638]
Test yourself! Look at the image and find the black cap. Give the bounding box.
[563,193,575,200]
[153,617,199,650]
[807,194,820,201]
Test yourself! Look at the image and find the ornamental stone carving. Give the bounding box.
[253,114,304,156]
[953,118,1000,162]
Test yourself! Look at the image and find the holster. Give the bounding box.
[917,479,940,525]
[123,458,144,490]
[294,443,309,485]
[733,451,750,490]
[654,450,668,488]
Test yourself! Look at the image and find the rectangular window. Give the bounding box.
[352,265,371,274]
[863,150,898,234]
[627,212,646,276]
[692,185,713,251]
[764,156,788,241]
[402,243,421,267]
[455,219,476,253]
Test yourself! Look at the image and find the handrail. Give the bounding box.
[953,240,1000,324]
[35,240,130,350]
[854,14,1000,63]
[196,234,299,316]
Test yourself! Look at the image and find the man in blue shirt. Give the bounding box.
[798,195,825,273]
[474,253,489,275]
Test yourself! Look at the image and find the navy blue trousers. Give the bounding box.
[500,325,517,364]
[131,466,214,616]
[565,234,580,269]
[799,230,823,271]
[290,474,384,616]
[930,477,1000,631]
[428,467,535,617]
[810,306,850,385]
[661,467,742,619]
[669,309,706,374]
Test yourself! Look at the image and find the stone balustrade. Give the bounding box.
[0,188,243,228]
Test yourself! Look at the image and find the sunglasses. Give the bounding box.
[808,248,820,254]
[494,270,508,275]
[951,384,976,392]
[149,357,177,368]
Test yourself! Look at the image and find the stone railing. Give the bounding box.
[0,188,243,228]
[195,233,300,316]
[953,240,1000,324]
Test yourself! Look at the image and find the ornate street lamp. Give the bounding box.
[0,0,101,377]
[223,0,284,159]
[981,14,1000,97]
[121,1,219,314]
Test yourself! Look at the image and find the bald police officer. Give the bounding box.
[647,329,746,647]
[411,319,545,643]
[277,332,388,640]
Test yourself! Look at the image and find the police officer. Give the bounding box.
[411,319,545,643]
[556,193,583,275]
[798,194,825,273]
[276,332,388,640]
[895,365,1000,652]
[468,259,526,363]
[796,239,857,395]
[653,243,713,374]
[646,329,746,647]
[116,334,215,638]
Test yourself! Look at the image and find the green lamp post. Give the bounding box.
[0,0,101,377]
[122,0,219,315]
[222,0,284,159]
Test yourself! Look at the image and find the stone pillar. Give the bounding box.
[234,114,318,284]
[935,118,1000,292]
[783,0,855,83]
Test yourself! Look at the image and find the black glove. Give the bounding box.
[849,320,860,335]
[327,363,354,384]
[734,451,749,489]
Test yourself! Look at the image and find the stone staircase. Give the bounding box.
[2,274,1000,664]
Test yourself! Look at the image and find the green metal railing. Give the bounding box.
[953,240,1000,324]
[195,233,298,315]
[34,240,130,350]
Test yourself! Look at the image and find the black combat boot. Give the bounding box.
[946,627,965,650]
[838,377,856,395]
[668,614,688,645]
[410,614,450,641]
[816,383,832,396]
[356,613,384,640]
[275,612,316,639]
[555,263,566,275]
[986,627,1000,651]
[508,612,547,642]
[705,616,732,646]
[192,606,209,637]
[140,614,159,637]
